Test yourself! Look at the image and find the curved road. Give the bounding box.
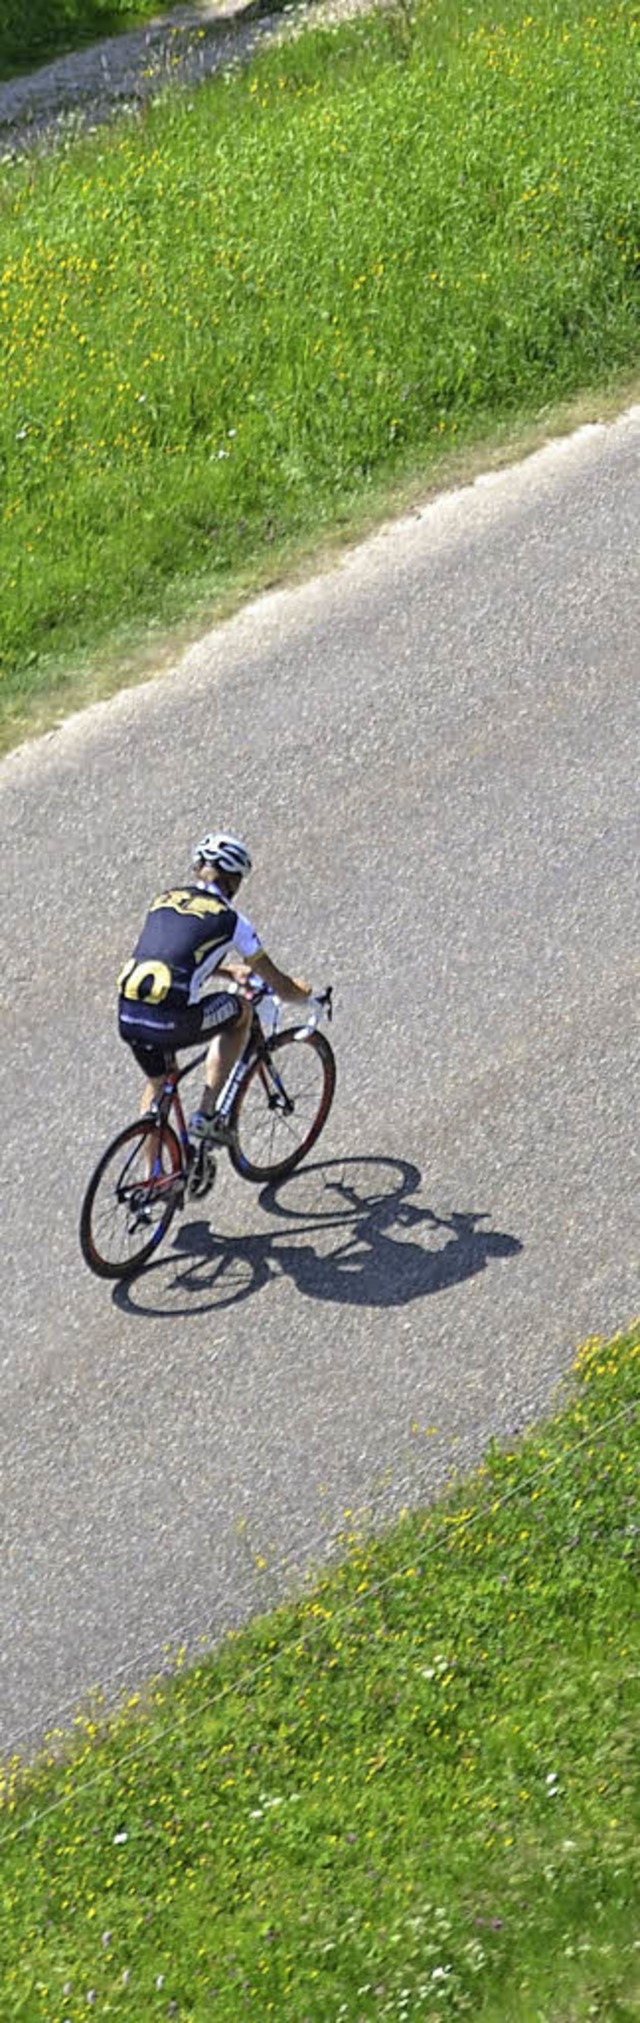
[1,410,638,1759]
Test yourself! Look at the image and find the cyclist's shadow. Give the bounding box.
[114,1156,522,1319]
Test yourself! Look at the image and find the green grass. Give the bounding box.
[0,1,182,81]
[1,1324,639,2021]
[1,0,639,746]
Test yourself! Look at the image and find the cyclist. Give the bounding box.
[118,831,311,1146]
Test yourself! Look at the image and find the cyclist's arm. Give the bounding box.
[250,949,311,1002]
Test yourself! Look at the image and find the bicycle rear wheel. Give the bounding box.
[80,1119,184,1280]
[229,1029,336,1183]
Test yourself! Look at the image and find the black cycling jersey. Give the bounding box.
[118,884,261,1009]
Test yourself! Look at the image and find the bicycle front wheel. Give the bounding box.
[229,1029,336,1183]
[80,1119,184,1280]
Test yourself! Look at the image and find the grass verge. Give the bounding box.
[1,1323,639,2020]
[0,0,639,751]
[0,3,184,82]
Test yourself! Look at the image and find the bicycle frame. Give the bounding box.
[147,998,278,1166]
[146,984,332,1172]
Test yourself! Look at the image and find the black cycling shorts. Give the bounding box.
[118,990,242,1078]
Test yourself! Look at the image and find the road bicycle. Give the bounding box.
[80,984,335,1282]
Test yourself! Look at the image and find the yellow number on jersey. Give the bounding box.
[117,959,173,1003]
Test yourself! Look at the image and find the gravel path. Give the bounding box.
[0,0,362,154]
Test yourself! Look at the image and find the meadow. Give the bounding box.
[1,1324,638,2020]
[0,0,638,747]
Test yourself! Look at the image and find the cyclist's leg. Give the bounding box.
[117,1007,177,1174]
[118,989,249,1138]
[190,994,252,1127]
[138,1068,169,1176]
[118,1032,168,1111]
[139,1070,164,1115]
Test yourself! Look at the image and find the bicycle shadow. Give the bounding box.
[113,1155,523,1320]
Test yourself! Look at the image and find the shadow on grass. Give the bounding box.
[113,1153,523,1318]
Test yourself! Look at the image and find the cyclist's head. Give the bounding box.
[192,831,252,896]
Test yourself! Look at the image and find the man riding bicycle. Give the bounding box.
[118,830,311,1148]
[79,836,333,1277]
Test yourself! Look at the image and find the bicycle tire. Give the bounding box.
[80,1118,184,1280]
[229,1029,336,1184]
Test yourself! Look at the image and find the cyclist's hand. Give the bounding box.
[222,958,254,986]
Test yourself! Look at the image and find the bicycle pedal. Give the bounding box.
[189,1173,216,1201]
[207,1117,234,1146]
[188,1147,217,1200]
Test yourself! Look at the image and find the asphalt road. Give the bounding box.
[1,410,638,1760]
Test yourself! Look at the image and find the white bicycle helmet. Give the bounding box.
[193,831,252,878]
